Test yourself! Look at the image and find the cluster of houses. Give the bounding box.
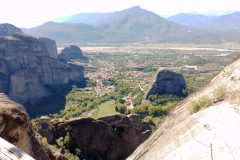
[181,65,198,70]
[86,64,155,99]
[95,79,116,97]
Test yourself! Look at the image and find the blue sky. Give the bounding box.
[0,0,239,28]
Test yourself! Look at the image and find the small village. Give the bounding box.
[85,60,156,108]
[85,56,199,110]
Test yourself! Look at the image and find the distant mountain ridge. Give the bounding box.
[0,23,23,36]
[22,6,240,45]
[167,11,240,31]
[167,13,216,27]
[93,6,188,40]
[55,12,113,24]
[202,10,239,17]
[203,11,240,30]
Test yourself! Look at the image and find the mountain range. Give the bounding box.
[166,13,216,27]
[167,11,240,30]
[54,9,239,25]
[22,6,240,45]
[204,11,240,30]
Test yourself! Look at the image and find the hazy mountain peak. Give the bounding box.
[167,13,216,27]
[125,6,142,10]
[188,12,199,15]
[202,10,239,16]
[203,11,240,30]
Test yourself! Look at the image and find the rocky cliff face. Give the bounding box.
[57,53,71,64]
[142,68,186,104]
[0,23,23,36]
[39,37,58,58]
[127,55,240,159]
[60,45,88,60]
[36,114,151,160]
[0,93,50,160]
[0,33,84,104]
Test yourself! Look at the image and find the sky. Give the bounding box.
[0,0,239,28]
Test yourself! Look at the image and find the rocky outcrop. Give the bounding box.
[127,55,240,159]
[0,23,23,36]
[57,53,71,64]
[39,37,58,58]
[142,68,186,104]
[60,45,88,60]
[0,93,49,160]
[36,114,151,160]
[0,33,84,104]
[36,116,53,143]
[54,152,69,160]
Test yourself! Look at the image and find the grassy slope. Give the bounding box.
[97,100,119,118]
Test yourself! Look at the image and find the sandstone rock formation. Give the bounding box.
[0,33,84,104]
[60,45,88,60]
[36,114,151,160]
[39,37,58,58]
[57,53,71,64]
[0,93,50,160]
[142,68,186,104]
[0,23,22,36]
[127,55,240,159]
[54,152,69,160]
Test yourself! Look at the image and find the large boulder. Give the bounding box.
[0,33,84,104]
[0,93,50,160]
[0,23,22,36]
[60,45,88,60]
[39,37,58,58]
[36,114,151,160]
[142,68,186,104]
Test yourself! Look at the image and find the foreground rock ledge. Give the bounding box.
[0,93,49,160]
[37,114,152,160]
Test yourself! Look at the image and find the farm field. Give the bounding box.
[97,100,119,118]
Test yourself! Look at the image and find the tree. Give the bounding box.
[75,148,81,156]
[144,116,155,126]
[56,137,64,148]
[42,137,48,147]
[82,102,87,107]
[115,103,126,114]
[118,98,125,104]
[64,132,71,149]
[148,106,162,117]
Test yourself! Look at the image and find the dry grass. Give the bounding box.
[189,95,212,114]
[213,86,226,102]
